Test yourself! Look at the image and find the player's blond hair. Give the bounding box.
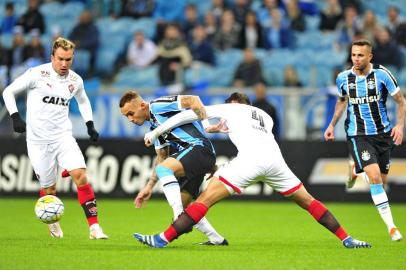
[119,90,141,108]
[52,37,75,55]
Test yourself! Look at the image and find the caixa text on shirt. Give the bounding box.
[349,94,381,105]
[42,96,70,106]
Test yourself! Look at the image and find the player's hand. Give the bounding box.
[324,124,335,141]
[86,121,99,142]
[205,119,229,133]
[144,131,157,147]
[134,186,152,208]
[391,124,404,145]
[10,112,26,133]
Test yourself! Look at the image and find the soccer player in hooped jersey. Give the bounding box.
[2,37,108,239]
[324,39,405,242]
[133,92,371,249]
[119,91,227,245]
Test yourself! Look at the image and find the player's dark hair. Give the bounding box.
[352,39,372,49]
[225,92,251,105]
[119,90,140,108]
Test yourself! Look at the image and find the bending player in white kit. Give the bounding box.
[2,37,108,239]
[134,92,371,249]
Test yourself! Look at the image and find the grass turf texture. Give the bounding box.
[0,198,405,270]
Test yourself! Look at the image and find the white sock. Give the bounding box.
[370,184,396,231]
[159,175,184,218]
[194,217,224,243]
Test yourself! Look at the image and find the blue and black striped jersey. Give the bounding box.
[336,64,400,136]
[148,95,215,153]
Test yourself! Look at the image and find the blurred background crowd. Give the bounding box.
[0,0,405,139]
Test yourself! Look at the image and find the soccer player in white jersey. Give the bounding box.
[2,37,108,239]
[134,92,371,249]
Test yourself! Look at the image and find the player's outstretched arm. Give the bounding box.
[391,91,406,145]
[324,97,347,141]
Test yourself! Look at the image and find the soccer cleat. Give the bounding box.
[199,239,229,246]
[133,233,168,248]
[342,236,371,248]
[346,162,357,188]
[89,224,108,240]
[389,228,403,241]
[48,222,63,238]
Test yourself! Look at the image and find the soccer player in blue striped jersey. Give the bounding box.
[119,91,227,245]
[324,39,405,242]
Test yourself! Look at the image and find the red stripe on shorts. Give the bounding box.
[219,176,242,194]
[279,182,303,196]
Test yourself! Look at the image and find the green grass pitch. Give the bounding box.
[0,198,405,270]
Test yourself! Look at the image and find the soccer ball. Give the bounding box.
[34,195,64,224]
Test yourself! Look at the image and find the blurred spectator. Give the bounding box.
[17,0,45,34]
[23,31,45,64]
[181,4,201,42]
[264,8,294,49]
[336,5,361,49]
[204,12,218,41]
[283,65,302,87]
[157,24,192,86]
[373,27,403,69]
[386,6,406,47]
[232,0,250,25]
[319,0,342,31]
[213,9,241,50]
[69,10,100,69]
[1,2,17,34]
[257,0,284,27]
[360,10,379,43]
[120,0,155,18]
[233,48,265,87]
[189,25,215,66]
[126,31,157,68]
[6,27,26,69]
[211,0,227,24]
[286,0,306,32]
[252,83,280,139]
[238,10,264,49]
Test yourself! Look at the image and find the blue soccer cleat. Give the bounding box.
[133,233,168,248]
[343,236,372,248]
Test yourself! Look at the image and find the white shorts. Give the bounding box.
[27,135,86,188]
[214,152,302,196]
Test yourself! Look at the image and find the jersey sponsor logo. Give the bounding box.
[349,94,381,105]
[42,96,70,106]
[361,150,371,161]
[68,84,75,93]
[40,70,50,77]
[69,74,77,81]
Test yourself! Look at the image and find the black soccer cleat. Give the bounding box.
[199,239,229,246]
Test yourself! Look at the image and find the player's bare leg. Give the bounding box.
[290,185,371,248]
[364,164,402,241]
[70,168,108,239]
[40,185,63,238]
[134,177,230,247]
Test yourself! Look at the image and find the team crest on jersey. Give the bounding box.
[348,83,356,90]
[68,84,75,93]
[40,70,50,77]
[367,79,376,90]
[361,150,371,161]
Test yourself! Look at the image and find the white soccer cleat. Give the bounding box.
[48,222,63,238]
[89,224,108,240]
[389,228,403,242]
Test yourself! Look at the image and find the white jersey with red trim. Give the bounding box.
[2,63,93,143]
[206,104,279,154]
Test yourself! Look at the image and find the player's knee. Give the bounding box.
[156,165,174,178]
[44,186,56,195]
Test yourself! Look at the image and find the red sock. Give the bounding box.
[163,202,208,242]
[77,183,98,226]
[308,200,349,241]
